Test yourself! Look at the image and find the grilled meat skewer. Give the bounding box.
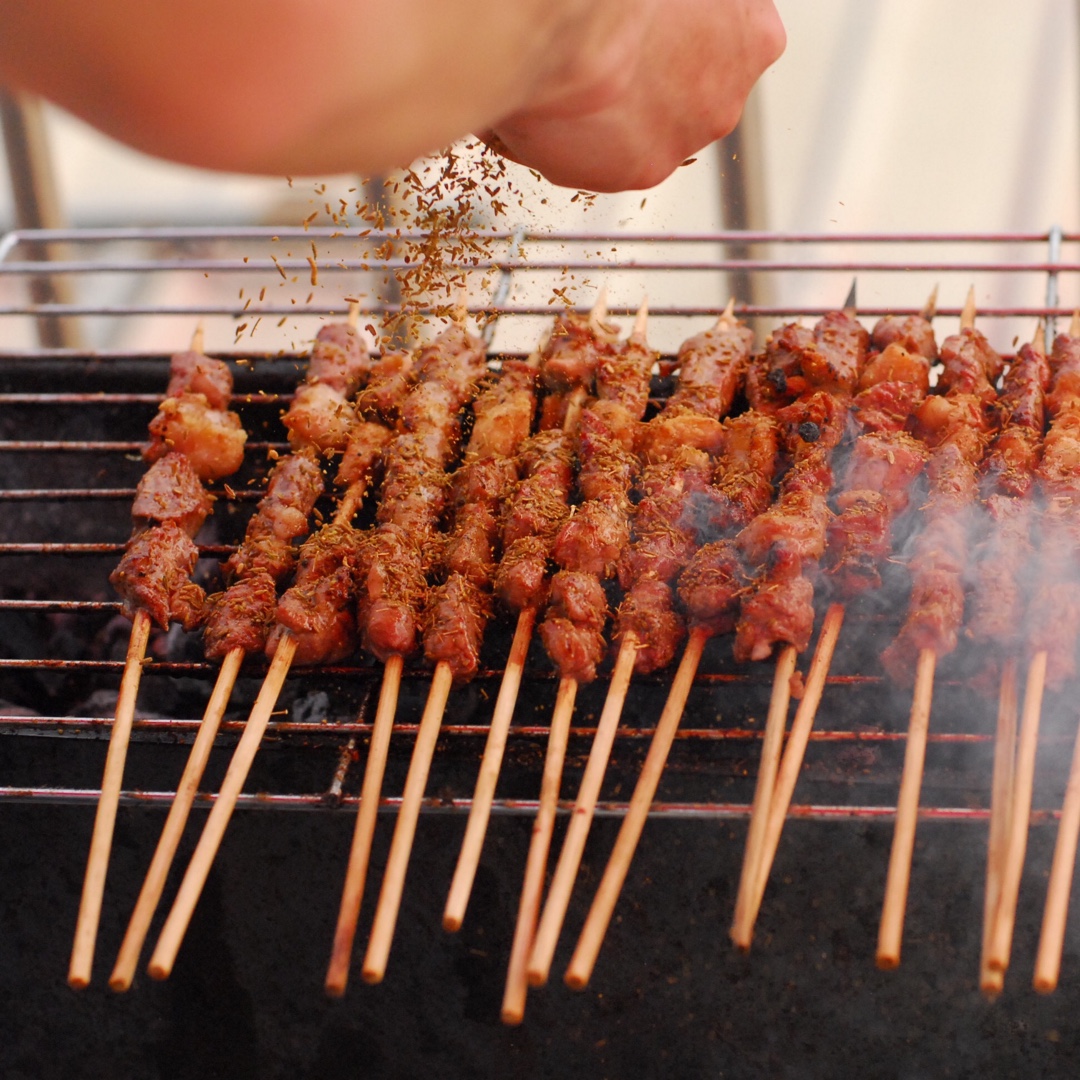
[878,290,1003,971]
[72,334,247,990]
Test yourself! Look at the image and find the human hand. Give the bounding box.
[480,0,785,192]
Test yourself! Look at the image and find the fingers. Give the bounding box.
[483,0,786,192]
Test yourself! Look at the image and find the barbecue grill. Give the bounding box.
[3,227,1080,1078]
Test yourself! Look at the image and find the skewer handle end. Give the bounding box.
[729,928,753,955]
[875,951,900,972]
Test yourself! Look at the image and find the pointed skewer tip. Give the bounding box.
[960,286,977,330]
[842,279,857,317]
[713,297,738,331]
[1032,320,1046,354]
[587,285,618,341]
[920,285,939,322]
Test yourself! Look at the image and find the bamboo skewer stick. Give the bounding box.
[987,649,1047,974]
[1034,673,1080,992]
[980,657,1018,997]
[68,608,152,989]
[443,607,536,931]
[876,647,936,969]
[525,634,639,986]
[324,654,403,997]
[147,632,298,979]
[564,627,707,990]
[738,603,846,946]
[360,662,455,983]
[730,644,798,950]
[108,645,244,991]
[501,676,577,1024]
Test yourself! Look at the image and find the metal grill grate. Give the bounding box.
[0,227,1078,826]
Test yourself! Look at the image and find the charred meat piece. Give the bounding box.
[705,412,782,535]
[736,451,834,567]
[356,350,415,419]
[221,448,324,582]
[424,573,491,682]
[442,457,519,587]
[597,331,656,422]
[619,446,715,588]
[746,312,869,412]
[1047,332,1080,417]
[467,360,539,460]
[282,383,357,454]
[538,570,608,682]
[110,520,206,631]
[132,451,215,537]
[335,420,395,494]
[616,578,685,674]
[734,550,816,663]
[966,496,1034,652]
[271,523,365,665]
[501,430,575,549]
[678,539,748,636]
[203,571,279,659]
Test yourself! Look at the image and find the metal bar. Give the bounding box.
[7,257,1080,277]
[0,786,1068,822]
[2,226,1076,244]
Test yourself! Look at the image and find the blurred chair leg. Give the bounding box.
[0,90,82,349]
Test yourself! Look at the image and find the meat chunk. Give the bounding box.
[678,539,748,636]
[663,319,753,420]
[131,451,214,537]
[308,322,371,395]
[616,579,685,674]
[424,573,491,682]
[110,520,206,631]
[144,393,247,480]
[282,383,357,454]
[166,350,233,409]
[203,571,278,658]
[734,551,816,663]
